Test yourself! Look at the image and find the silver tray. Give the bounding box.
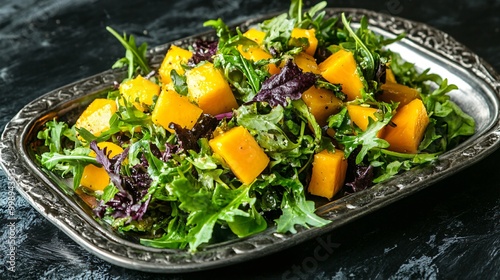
[1,8,499,273]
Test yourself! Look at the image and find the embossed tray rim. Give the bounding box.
[1,8,500,273]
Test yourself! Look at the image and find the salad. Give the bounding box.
[34,0,475,252]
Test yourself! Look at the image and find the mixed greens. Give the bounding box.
[33,0,475,251]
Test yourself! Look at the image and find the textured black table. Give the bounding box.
[1,0,499,279]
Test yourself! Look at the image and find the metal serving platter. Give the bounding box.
[1,8,499,273]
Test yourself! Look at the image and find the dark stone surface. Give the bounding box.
[0,0,499,279]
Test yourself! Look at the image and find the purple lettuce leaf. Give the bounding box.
[214,111,234,121]
[90,141,128,193]
[253,59,317,107]
[162,143,181,162]
[343,149,375,193]
[375,62,386,84]
[344,164,374,193]
[169,113,219,152]
[188,39,219,66]
[91,141,153,221]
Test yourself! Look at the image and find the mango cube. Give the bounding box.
[319,49,364,101]
[291,28,318,56]
[81,165,109,192]
[119,75,160,111]
[302,86,342,127]
[378,82,420,108]
[383,98,429,153]
[158,45,193,86]
[243,28,266,45]
[346,104,379,131]
[385,67,397,83]
[75,98,117,137]
[209,126,269,185]
[186,62,238,116]
[308,149,348,200]
[151,89,203,133]
[294,52,320,74]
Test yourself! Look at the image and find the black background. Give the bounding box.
[1,0,499,279]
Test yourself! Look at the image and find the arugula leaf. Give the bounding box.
[370,149,438,183]
[437,100,475,141]
[36,119,94,189]
[227,205,267,238]
[341,13,376,82]
[205,23,269,101]
[332,103,395,163]
[170,69,188,95]
[236,103,300,152]
[236,100,319,175]
[261,13,296,54]
[215,51,266,101]
[373,160,404,183]
[107,26,151,78]
[388,52,438,88]
[203,18,232,44]
[140,215,189,249]
[38,147,95,189]
[422,78,457,112]
[40,148,96,171]
[291,0,339,51]
[288,0,304,23]
[100,184,119,203]
[291,99,322,144]
[139,139,265,250]
[37,119,70,153]
[260,173,329,233]
[171,176,262,251]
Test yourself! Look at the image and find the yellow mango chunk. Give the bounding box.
[237,45,280,75]
[308,149,348,200]
[158,45,193,86]
[81,165,109,192]
[152,89,203,133]
[385,67,397,83]
[291,28,318,56]
[302,86,342,127]
[294,52,320,74]
[319,49,364,101]
[378,82,420,108]
[243,28,266,45]
[209,126,269,185]
[75,98,117,137]
[81,142,124,192]
[346,104,379,131]
[383,98,429,153]
[186,62,238,116]
[119,75,160,111]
